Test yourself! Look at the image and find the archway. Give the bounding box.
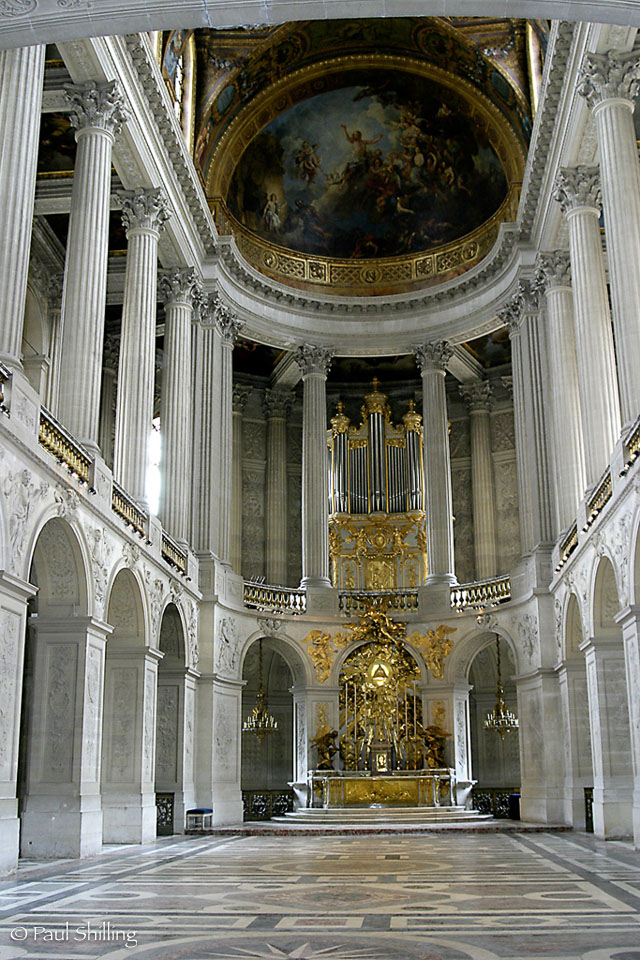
[102,568,158,844]
[241,637,294,820]
[155,603,195,834]
[468,635,520,816]
[586,556,633,838]
[18,517,104,859]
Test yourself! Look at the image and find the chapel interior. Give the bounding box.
[1,1,640,888]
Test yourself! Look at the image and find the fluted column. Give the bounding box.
[459,381,497,580]
[264,388,294,586]
[216,302,244,567]
[579,51,640,427]
[191,298,221,557]
[0,45,45,368]
[536,252,587,530]
[57,82,128,454]
[501,305,534,554]
[231,385,250,575]
[159,268,201,542]
[414,341,456,585]
[296,345,332,589]
[554,167,621,485]
[113,188,170,506]
[98,333,119,469]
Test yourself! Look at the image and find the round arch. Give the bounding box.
[28,515,90,618]
[241,630,312,688]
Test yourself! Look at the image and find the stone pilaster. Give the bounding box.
[615,606,640,849]
[295,345,333,589]
[44,273,64,415]
[264,388,294,586]
[554,167,621,485]
[158,267,201,542]
[579,50,640,426]
[216,300,244,567]
[536,251,586,530]
[0,45,45,369]
[57,81,128,454]
[113,188,170,506]
[231,384,250,575]
[414,341,456,584]
[459,381,497,580]
[98,333,119,470]
[556,659,593,828]
[191,297,221,559]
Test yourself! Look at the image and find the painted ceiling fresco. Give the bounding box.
[226,71,509,260]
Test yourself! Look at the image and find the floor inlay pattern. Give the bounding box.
[0,832,639,959]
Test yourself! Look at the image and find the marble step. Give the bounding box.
[273,806,494,824]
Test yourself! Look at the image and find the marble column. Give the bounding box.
[616,606,640,849]
[20,617,112,858]
[191,297,221,559]
[503,282,554,551]
[295,345,333,589]
[44,274,64,415]
[579,50,640,427]
[414,341,456,585]
[231,385,250,575]
[57,81,128,454]
[459,381,497,580]
[264,388,293,586]
[158,268,201,543]
[554,168,621,485]
[536,252,587,530]
[0,572,37,874]
[0,45,45,369]
[556,659,593,828]
[113,188,170,506]
[216,302,244,567]
[580,635,633,838]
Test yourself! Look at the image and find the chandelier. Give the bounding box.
[242,638,278,741]
[484,634,519,740]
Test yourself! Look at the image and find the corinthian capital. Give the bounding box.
[232,384,251,414]
[159,267,201,307]
[213,296,244,344]
[121,187,171,234]
[536,251,571,293]
[578,49,640,109]
[294,345,333,377]
[497,302,521,335]
[459,380,494,411]
[263,388,294,419]
[413,340,453,373]
[65,80,129,137]
[553,166,601,214]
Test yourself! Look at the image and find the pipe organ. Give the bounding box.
[328,380,428,590]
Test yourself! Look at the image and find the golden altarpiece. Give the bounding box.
[328,380,427,591]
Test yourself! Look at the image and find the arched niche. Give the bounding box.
[468,633,520,796]
[592,554,621,637]
[565,592,585,660]
[241,636,294,819]
[28,516,89,619]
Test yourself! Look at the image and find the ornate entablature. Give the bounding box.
[328,380,427,590]
[203,18,528,296]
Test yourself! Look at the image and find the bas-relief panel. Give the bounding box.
[214,694,238,782]
[184,686,195,784]
[42,642,77,783]
[84,645,102,782]
[104,666,137,784]
[242,469,265,581]
[449,418,470,459]
[521,686,544,782]
[242,419,267,461]
[287,471,302,588]
[491,409,516,451]
[494,457,520,571]
[0,609,20,779]
[602,658,632,778]
[452,464,474,584]
[156,685,179,785]
[570,675,593,779]
[227,72,508,260]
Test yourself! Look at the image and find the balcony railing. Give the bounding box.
[243,582,306,615]
[621,413,640,475]
[161,530,187,575]
[0,361,10,413]
[450,575,511,611]
[584,469,612,530]
[112,481,148,539]
[556,523,579,572]
[338,589,419,616]
[38,407,92,485]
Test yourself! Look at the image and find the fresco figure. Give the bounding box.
[262,193,281,232]
[294,141,322,186]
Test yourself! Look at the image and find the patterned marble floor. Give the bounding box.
[0,831,639,960]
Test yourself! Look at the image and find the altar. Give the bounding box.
[308,768,456,808]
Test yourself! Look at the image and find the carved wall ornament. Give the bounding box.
[0,1,38,17]
[2,469,49,563]
[169,578,184,605]
[294,344,333,378]
[413,340,453,373]
[553,166,601,214]
[232,383,251,414]
[120,187,171,234]
[500,375,514,399]
[0,611,19,775]
[517,613,537,664]
[65,80,129,137]
[54,486,80,520]
[87,525,112,618]
[536,251,571,292]
[407,625,457,680]
[257,616,282,637]
[188,603,199,669]
[578,50,640,109]
[144,566,165,642]
[216,616,240,676]
[122,540,140,570]
[475,612,499,632]
[554,595,564,654]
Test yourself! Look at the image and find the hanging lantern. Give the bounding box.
[484,634,519,740]
[242,638,278,741]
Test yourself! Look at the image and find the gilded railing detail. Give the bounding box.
[0,361,10,413]
[243,582,307,615]
[450,576,511,611]
[621,414,640,475]
[338,590,419,616]
[112,482,148,539]
[556,523,578,571]
[585,470,612,529]
[38,408,92,484]
[161,531,187,575]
